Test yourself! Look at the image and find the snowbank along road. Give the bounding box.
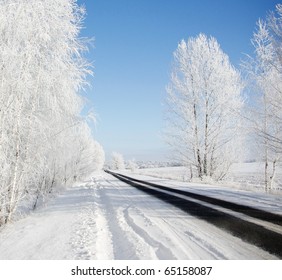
[0,171,280,259]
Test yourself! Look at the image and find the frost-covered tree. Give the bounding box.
[165,34,244,181]
[127,159,138,172]
[0,0,103,225]
[70,123,105,181]
[110,152,125,170]
[243,4,282,190]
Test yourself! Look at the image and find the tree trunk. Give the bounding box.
[193,103,202,179]
[190,164,193,180]
[6,101,23,223]
[264,157,269,192]
[203,99,209,176]
[269,159,277,190]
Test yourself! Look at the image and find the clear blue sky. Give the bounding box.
[77,0,280,161]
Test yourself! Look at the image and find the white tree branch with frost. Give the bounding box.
[0,0,104,225]
[243,4,282,190]
[164,34,244,181]
[111,152,125,170]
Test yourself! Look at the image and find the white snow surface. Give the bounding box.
[0,171,280,260]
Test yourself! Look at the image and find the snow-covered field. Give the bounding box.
[135,162,282,193]
[0,169,281,260]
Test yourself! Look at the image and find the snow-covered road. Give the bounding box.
[0,172,278,259]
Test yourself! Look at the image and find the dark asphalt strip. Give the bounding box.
[107,170,282,259]
[113,172,282,226]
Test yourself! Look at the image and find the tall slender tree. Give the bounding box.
[165,34,244,181]
[244,4,282,191]
[0,0,104,225]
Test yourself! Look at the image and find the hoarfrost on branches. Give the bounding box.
[243,4,282,191]
[110,152,125,170]
[0,0,104,225]
[165,34,244,181]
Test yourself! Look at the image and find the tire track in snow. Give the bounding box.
[102,178,162,259]
[133,201,275,259]
[96,179,141,259]
[108,171,282,258]
[102,174,228,259]
[133,204,226,259]
[116,206,158,259]
[122,206,176,259]
[184,230,227,259]
[99,175,178,259]
[130,207,199,259]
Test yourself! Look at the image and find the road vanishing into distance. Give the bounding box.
[106,170,282,258]
[0,170,281,260]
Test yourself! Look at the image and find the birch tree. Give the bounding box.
[165,34,244,181]
[244,4,282,190]
[111,152,125,170]
[0,0,103,225]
